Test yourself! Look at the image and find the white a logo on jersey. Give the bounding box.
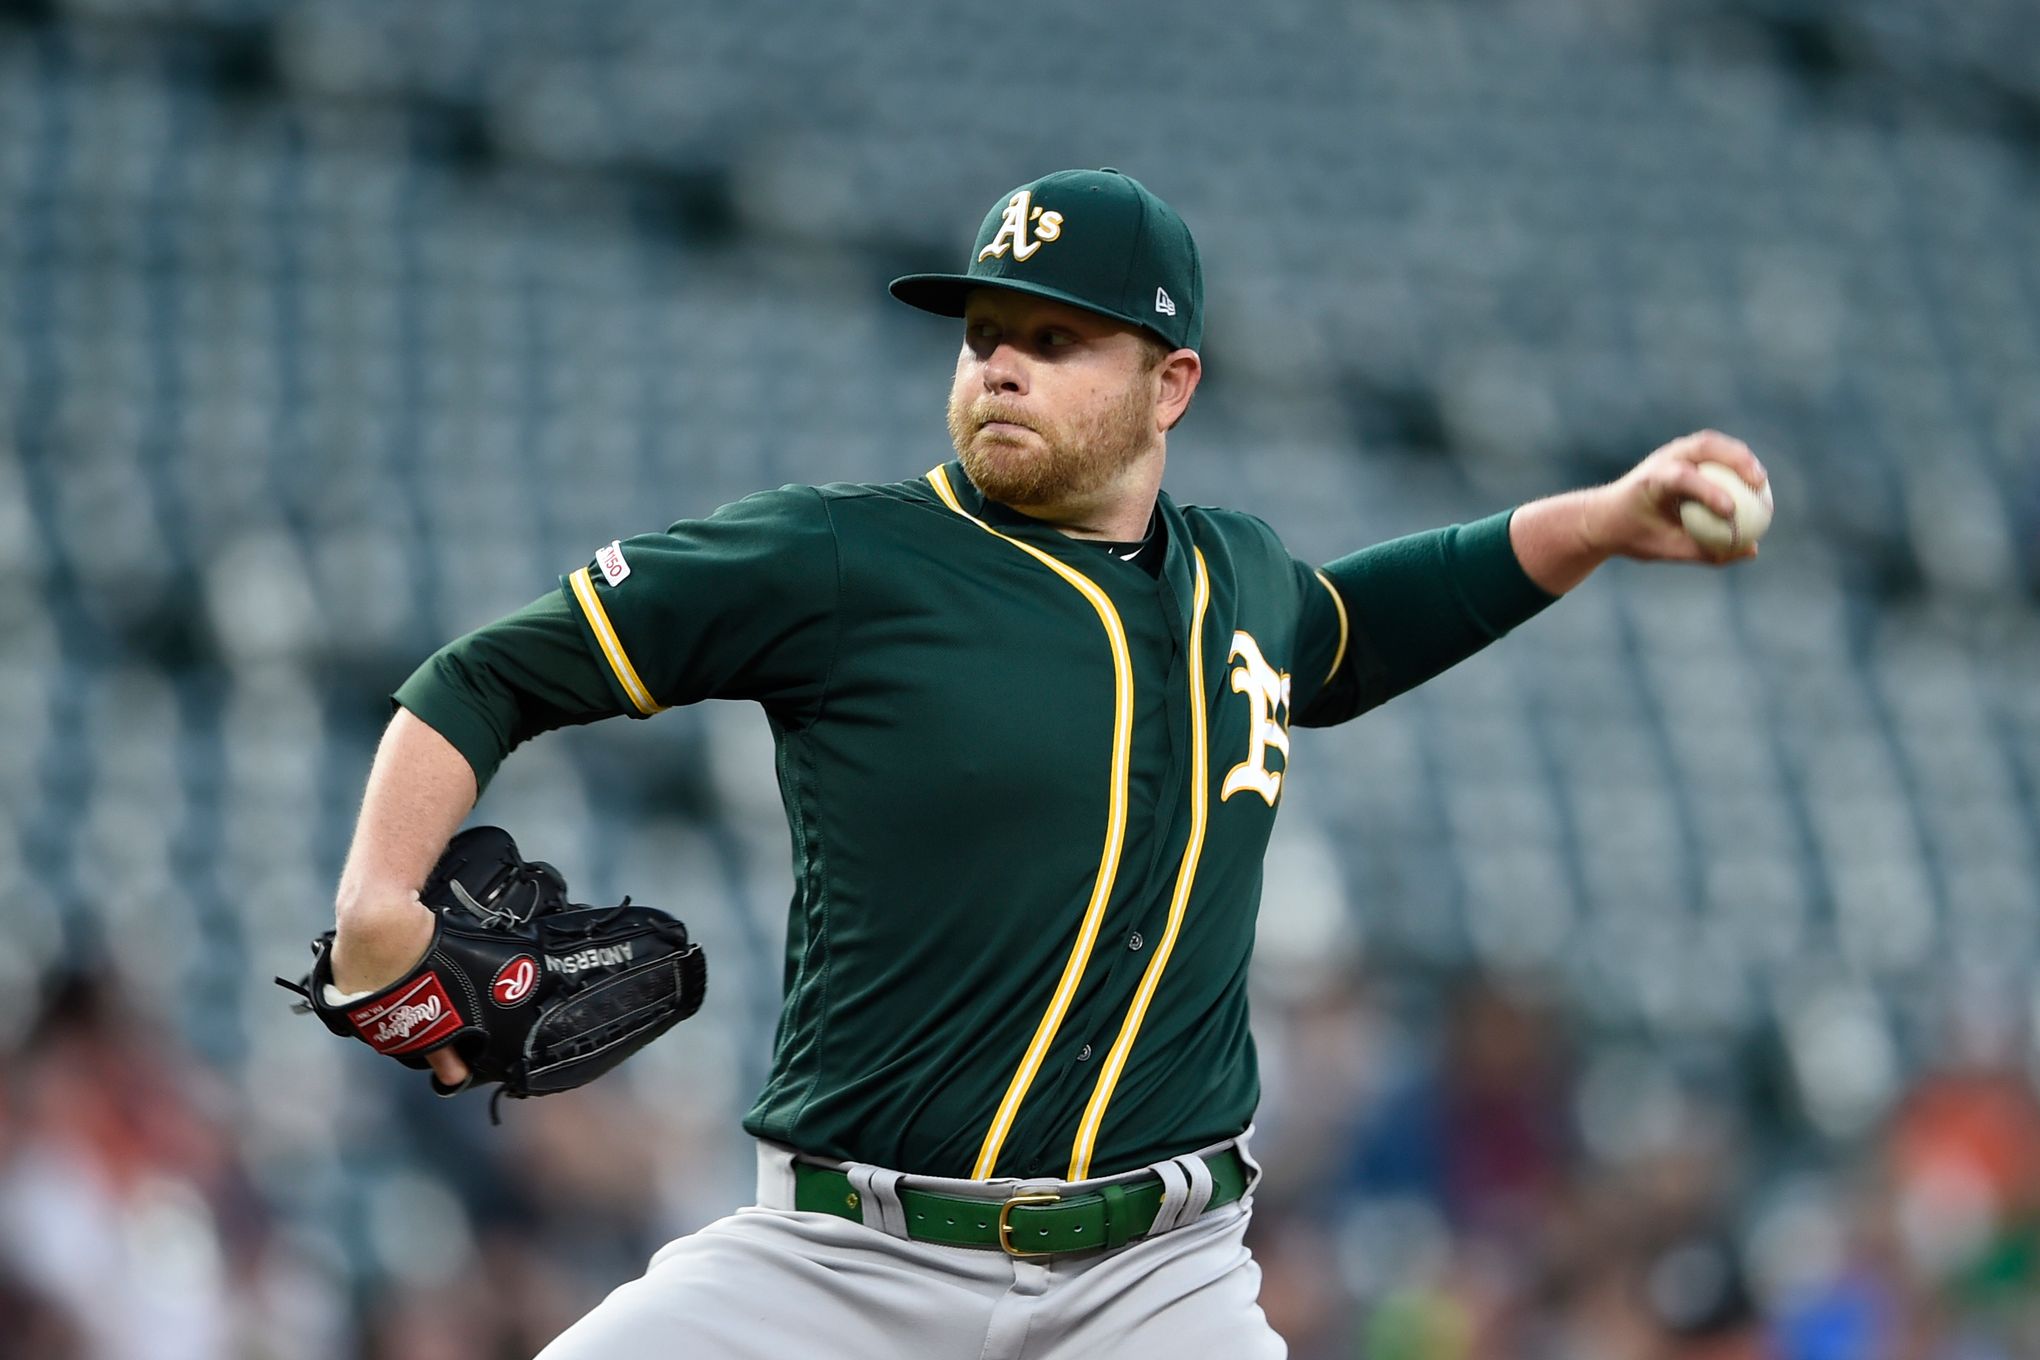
[977,191,1065,262]
[1221,630,1292,807]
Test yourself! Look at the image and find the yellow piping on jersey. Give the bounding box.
[1313,569,1349,685]
[925,465,1134,1181]
[1067,548,1212,1180]
[569,567,666,716]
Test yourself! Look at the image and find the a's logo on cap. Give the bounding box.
[978,190,1064,263]
[1154,287,1177,318]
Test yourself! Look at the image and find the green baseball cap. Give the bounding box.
[890,168,1203,352]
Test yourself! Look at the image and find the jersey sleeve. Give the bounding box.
[560,484,841,719]
[1292,508,1558,728]
[393,590,625,792]
[1284,559,1356,721]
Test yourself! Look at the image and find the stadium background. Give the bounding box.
[1,0,2037,1356]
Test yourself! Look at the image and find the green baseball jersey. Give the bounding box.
[395,460,1553,1180]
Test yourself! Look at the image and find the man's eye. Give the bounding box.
[1041,330,1073,348]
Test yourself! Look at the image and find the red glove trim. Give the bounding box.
[347,972,465,1055]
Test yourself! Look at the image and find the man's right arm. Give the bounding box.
[328,587,630,1087]
[331,588,628,992]
[326,487,840,1083]
[329,707,477,993]
[328,707,481,1087]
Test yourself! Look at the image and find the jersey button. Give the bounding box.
[1128,932,1144,951]
[1077,1043,1092,1062]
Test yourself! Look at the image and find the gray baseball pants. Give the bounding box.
[535,1137,1287,1359]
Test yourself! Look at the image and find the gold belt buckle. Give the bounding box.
[997,1191,1062,1257]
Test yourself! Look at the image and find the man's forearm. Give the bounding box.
[1507,488,1613,596]
[329,706,479,993]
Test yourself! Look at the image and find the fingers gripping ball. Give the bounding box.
[1678,463,1773,557]
[279,827,706,1118]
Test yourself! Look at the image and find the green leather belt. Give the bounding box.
[792,1147,1249,1256]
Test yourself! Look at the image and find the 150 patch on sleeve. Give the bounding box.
[596,540,630,586]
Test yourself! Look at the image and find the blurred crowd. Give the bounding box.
[0,968,712,1360]
[7,962,2040,1359]
[1248,973,2040,1360]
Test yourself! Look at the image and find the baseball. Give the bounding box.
[1678,462,1773,557]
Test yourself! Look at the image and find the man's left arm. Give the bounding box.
[1292,430,1768,726]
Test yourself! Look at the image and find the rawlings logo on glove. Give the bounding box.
[356,979,457,1052]
[278,827,706,1119]
[491,956,538,1005]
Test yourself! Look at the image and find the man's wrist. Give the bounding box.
[1571,484,1619,561]
[329,891,437,993]
[1510,488,1615,596]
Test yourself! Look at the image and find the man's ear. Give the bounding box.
[1156,349,1201,433]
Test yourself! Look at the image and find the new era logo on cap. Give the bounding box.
[1155,287,1176,317]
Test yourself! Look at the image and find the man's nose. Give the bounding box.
[981,343,1028,395]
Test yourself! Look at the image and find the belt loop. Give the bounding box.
[1146,1158,1192,1236]
[1234,1126,1264,1196]
[1099,1182,1138,1251]
[846,1165,907,1238]
[755,1142,798,1209]
[1150,1154,1214,1236]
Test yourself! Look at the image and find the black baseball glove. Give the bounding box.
[278,826,705,1118]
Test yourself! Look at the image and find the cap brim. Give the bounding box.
[888,273,1156,338]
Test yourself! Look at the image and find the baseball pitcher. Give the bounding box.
[306,168,1767,1357]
